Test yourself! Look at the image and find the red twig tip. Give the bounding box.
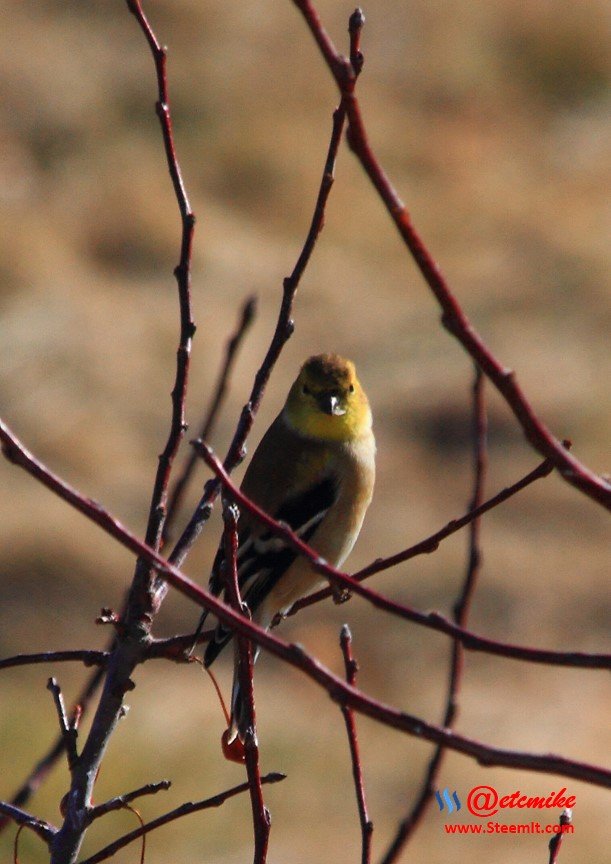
[339,626,373,864]
[548,809,573,864]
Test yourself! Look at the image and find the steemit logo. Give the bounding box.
[435,788,462,814]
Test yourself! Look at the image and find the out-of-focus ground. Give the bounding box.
[1,1,609,861]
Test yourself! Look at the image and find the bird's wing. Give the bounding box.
[204,473,338,667]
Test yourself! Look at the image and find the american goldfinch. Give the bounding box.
[200,353,375,751]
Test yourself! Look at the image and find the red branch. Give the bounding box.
[0,802,55,844]
[0,651,108,671]
[339,625,373,864]
[1,421,608,787]
[88,780,172,822]
[548,809,573,864]
[291,0,611,511]
[126,0,196,561]
[222,503,271,863]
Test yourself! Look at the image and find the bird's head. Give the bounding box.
[284,353,372,442]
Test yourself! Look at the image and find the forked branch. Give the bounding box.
[291,0,611,510]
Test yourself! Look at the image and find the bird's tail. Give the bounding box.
[229,674,247,741]
[203,619,234,667]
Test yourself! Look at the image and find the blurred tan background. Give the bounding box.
[1,1,609,861]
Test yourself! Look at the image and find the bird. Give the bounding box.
[199,353,375,757]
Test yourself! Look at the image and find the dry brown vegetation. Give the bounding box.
[1,1,609,862]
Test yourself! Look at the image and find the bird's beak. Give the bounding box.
[318,393,346,416]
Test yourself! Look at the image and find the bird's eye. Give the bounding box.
[302,385,311,396]
[348,384,354,393]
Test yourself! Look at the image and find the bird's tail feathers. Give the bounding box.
[204,622,234,667]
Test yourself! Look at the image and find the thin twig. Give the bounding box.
[339,625,373,864]
[125,0,196,566]
[223,503,271,863]
[381,367,488,862]
[0,802,56,844]
[46,678,79,770]
[88,780,171,822]
[291,0,611,511]
[79,774,285,864]
[163,295,257,546]
[548,809,573,864]
[146,629,215,660]
[0,651,108,671]
[348,8,365,75]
